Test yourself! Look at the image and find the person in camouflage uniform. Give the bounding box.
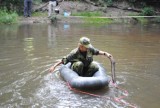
[49,37,112,77]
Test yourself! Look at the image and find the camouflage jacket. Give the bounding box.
[62,47,99,67]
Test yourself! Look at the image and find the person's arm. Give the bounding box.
[98,50,112,58]
[49,48,77,73]
[49,61,62,72]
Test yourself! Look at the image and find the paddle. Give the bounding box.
[109,56,116,83]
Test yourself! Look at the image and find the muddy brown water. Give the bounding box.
[0,22,160,108]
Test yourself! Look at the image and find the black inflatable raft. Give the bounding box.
[59,61,110,89]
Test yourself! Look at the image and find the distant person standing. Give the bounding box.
[48,0,57,17]
[24,0,32,17]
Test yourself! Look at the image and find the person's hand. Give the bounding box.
[49,66,56,73]
[106,53,112,58]
[49,61,62,73]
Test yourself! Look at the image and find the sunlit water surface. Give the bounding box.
[0,22,160,108]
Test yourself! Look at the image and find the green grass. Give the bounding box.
[72,11,113,23]
[0,9,18,24]
[84,17,113,23]
[128,13,139,16]
[72,11,103,17]
[32,12,48,17]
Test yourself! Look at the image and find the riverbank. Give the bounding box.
[19,15,160,24]
[1,1,160,24]
[19,1,160,24]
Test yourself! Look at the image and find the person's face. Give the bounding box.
[79,44,87,52]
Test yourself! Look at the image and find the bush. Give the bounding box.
[0,9,18,24]
[141,7,155,16]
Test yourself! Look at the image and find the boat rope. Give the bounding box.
[67,81,137,108]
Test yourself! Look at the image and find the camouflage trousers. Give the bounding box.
[71,61,99,77]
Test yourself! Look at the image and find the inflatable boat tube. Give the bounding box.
[59,61,110,89]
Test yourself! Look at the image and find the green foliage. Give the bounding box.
[0,0,23,12]
[141,7,155,16]
[128,13,139,16]
[104,0,113,6]
[0,0,42,13]
[72,11,103,17]
[0,9,18,24]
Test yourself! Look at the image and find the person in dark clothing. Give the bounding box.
[24,0,32,17]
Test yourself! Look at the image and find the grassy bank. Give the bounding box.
[72,11,102,17]
[84,17,113,23]
[0,9,18,24]
[1,10,159,24]
[32,11,47,17]
[72,11,113,23]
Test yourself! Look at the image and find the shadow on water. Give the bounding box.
[0,22,160,108]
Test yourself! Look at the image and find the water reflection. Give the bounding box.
[63,23,70,30]
[48,24,57,48]
[21,24,32,37]
[24,38,34,57]
[0,24,19,44]
[0,23,160,108]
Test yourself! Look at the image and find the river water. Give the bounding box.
[0,22,160,108]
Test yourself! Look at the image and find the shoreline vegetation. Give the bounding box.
[0,1,160,24]
[1,9,160,24]
[0,9,18,24]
